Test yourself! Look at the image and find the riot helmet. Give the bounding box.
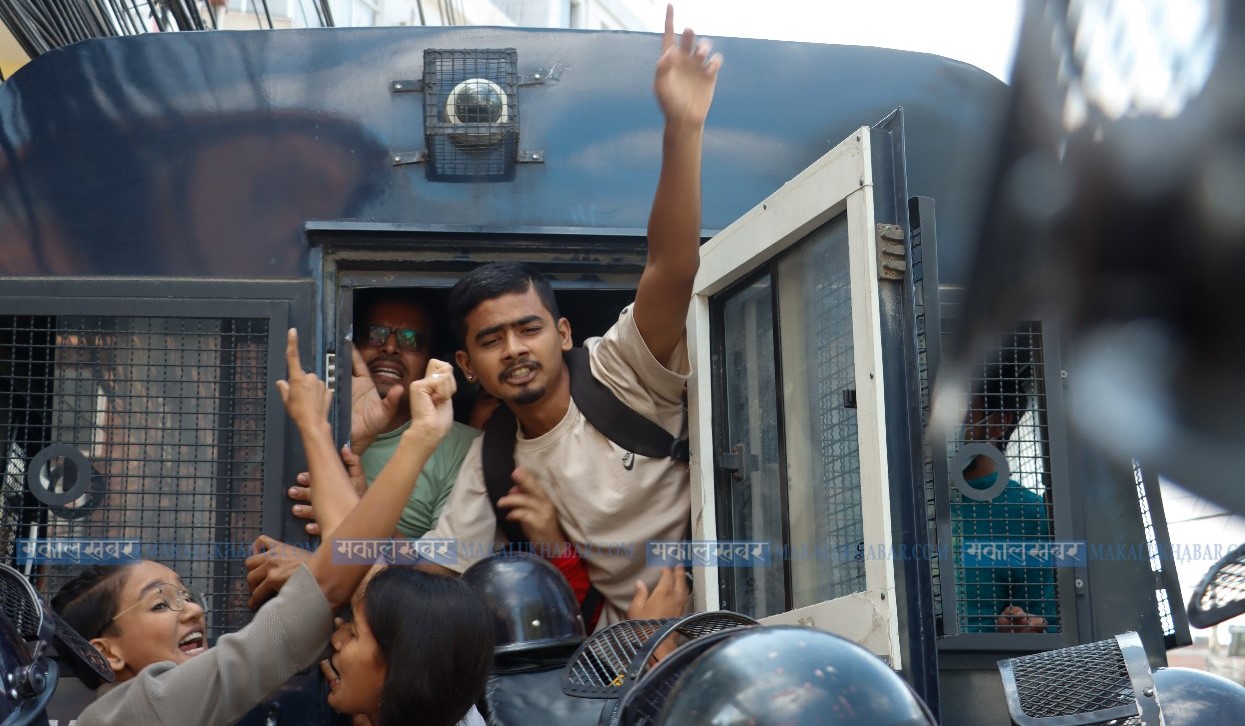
[461,552,586,659]
[1153,667,1245,726]
[655,625,935,726]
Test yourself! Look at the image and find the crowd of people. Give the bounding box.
[49,6,717,725]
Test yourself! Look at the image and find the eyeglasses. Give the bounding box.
[111,583,206,623]
[361,325,429,353]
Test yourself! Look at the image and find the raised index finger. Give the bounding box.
[663,3,674,51]
[351,343,368,377]
[284,328,303,376]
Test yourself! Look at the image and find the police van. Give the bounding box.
[0,7,1200,725]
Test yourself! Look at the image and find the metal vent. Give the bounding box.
[998,632,1158,726]
[562,618,669,698]
[562,612,759,700]
[0,560,48,644]
[1188,542,1245,628]
[0,314,270,641]
[423,49,520,180]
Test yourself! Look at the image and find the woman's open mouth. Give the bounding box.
[178,630,206,655]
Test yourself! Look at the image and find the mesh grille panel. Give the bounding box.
[563,619,669,697]
[1130,460,1176,639]
[946,321,1061,634]
[799,220,863,601]
[423,49,519,180]
[0,315,270,641]
[910,213,942,620]
[563,613,758,700]
[0,563,41,640]
[1015,642,1135,717]
[1011,638,1135,718]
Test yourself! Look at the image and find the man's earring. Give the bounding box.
[465,373,474,382]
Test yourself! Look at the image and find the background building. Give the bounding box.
[0,0,655,78]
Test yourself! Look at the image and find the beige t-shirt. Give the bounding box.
[425,304,690,626]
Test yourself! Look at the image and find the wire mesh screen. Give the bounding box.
[775,214,864,607]
[0,314,270,641]
[563,618,670,698]
[715,213,863,618]
[946,321,1060,634]
[910,207,942,620]
[423,49,520,180]
[1130,460,1176,640]
[1000,636,1142,726]
[0,561,43,640]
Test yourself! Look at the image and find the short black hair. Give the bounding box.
[365,568,494,726]
[353,287,451,359]
[52,564,132,643]
[446,262,559,347]
[967,323,1040,445]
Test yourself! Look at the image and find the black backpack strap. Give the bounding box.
[580,585,604,629]
[564,347,689,462]
[482,403,528,545]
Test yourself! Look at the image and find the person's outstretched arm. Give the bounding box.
[633,4,722,364]
[265,328,456,609]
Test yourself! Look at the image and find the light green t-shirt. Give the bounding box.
[361,420,480,538]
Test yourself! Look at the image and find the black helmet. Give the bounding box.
[0,564,62,726]
[1154,667,1245,726]
[655,626,935,726]
[461,553,586,658]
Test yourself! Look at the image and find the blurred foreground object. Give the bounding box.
[943,0,1245,512]
[651,626,936,726]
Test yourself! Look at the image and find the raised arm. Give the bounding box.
[633,4,722,364]
[275,329,456,609]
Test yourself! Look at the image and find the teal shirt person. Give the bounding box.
[361,420,480,538]
[952,471,1058,633]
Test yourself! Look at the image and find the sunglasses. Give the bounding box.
[111,583,207,624]
[361,325,429,353]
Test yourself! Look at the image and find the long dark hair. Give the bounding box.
[51,564,132,641]
[364,568,494,726]
[447,262,560,347]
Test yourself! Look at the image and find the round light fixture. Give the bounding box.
[445,77,509,147]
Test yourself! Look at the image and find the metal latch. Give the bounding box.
[325,352,337,396]
[717,443,745,480]
[876,223,907,280]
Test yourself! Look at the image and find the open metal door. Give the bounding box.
[687,128,903,666]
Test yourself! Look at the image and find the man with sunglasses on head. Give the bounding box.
[288,289,480,540]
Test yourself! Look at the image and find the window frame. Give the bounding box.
[687,129,902,664]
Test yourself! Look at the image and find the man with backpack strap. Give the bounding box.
[419,6,719,628]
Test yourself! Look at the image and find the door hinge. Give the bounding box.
[325,351,337,396]
[876,223,907,280]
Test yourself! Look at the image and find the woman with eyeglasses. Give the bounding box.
[52,328,492,726]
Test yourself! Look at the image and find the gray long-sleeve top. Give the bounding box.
[77,563,333,726]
